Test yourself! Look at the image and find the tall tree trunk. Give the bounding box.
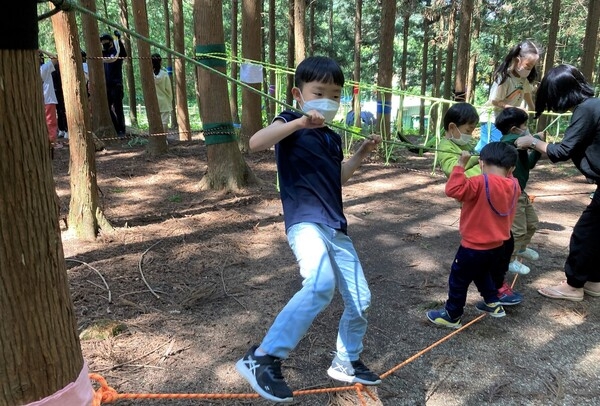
[194,0,256,190]
[443,1,456,101]
[537,0,561,132]
[420,18,430,136]
[398,12,410,135]
[286,0,295,105]
[230,0,241,124]
[294,0,306,64]
[80,0,117,139]
[454,0,473,101]
[309,1,315,56]
[376,0,397,139]
[0,3,88,403]
[163,0,177,129]
[268,0,276,121]
[173,0,192,140]
[466,0,481,103]
[52,4,112,239]
[353,0,362,128]
[119,0,138,128]
[580,0,600,82]
[240,0,263,152]
[132,0,167,154]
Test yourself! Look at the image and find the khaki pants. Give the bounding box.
[511,193,538,259]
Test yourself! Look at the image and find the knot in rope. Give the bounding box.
[90,373,119,405]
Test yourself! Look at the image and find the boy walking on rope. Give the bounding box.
[427,142,520,328]
[236,56,381,403]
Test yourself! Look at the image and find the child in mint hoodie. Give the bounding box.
[497,107,545,276]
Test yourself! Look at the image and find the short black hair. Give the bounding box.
[534,64,595,118]
[479,142,518,169]
[100,33,113,43]
[294,56,344,89]
[495,107,529,135]
[443,102,479,131]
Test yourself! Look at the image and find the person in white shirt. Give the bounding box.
[151,54,173,131]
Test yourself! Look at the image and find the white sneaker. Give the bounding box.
[517,247,539,261]
[508,260,530,275]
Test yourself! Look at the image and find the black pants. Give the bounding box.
[491,233,513,290]
[107,84,126,135]
[445,244,505,319]
[565,185,600,287]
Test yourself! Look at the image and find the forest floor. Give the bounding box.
[53,135,600,406]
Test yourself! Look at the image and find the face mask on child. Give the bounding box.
[450,128,473,146]
[299,92,340,123]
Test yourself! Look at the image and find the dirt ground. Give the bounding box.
[53,137,600,406]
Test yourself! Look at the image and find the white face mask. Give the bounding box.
[300,92,340,123]
[516,67,531,78]
[450,129,473,146]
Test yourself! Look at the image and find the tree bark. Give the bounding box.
[466,0,481,103]
[163,0,177,130]
[376,0,397,139]
[194,0,256,190]
[454,0,473,101]
[52,3,112,239]
[80,0,117,139]
[230,0,241,125]
[420,18,430,136]
[132,0,167,154]
[268,0,276,121]
[443,1,456,101]
[294,0,307,64]
[173,0,192,140]
[580,0,600,82]
[398,11,410,135]
[240,0,263,152]
[119,0,138,128]
[286,0,295,106]
[537,0,561,132]
[353,0,362,128]
[0,4,85,403]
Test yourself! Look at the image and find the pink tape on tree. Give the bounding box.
[25,362,94,406]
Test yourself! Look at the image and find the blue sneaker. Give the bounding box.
[497,283,523,306]
[426,309,462,329]
[475,301,506,317]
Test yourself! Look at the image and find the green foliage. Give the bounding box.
[41,0,597,140]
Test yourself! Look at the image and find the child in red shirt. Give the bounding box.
[427,142,520,328]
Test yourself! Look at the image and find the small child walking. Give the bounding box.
[497,107,544,275]
[236,56,381,403]
[428,142,521,328]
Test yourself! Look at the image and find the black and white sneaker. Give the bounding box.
[327,355,381,385]
[235,345,293,403]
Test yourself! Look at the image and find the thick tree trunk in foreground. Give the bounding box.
[119,0,139,128]
[194,0,256,190]
[0,4,84,402]
[353,0,362,128]
[454,0,473,101]
[580,0,600,83]
[52,4,112,239]
[294,0,306,64]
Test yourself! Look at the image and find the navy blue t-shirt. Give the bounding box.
[275,110,347,233]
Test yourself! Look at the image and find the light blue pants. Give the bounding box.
[260,222,371,362]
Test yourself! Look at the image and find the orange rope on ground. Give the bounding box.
[379,313,486,380]
[91,274,525,404]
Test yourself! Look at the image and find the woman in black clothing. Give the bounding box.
[516,64,600,301]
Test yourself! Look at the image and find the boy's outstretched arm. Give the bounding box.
[249,110,326,152]
[341,135,381,185]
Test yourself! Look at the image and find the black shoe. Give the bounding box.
[327,355,381,385]
[235,345,293,403]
